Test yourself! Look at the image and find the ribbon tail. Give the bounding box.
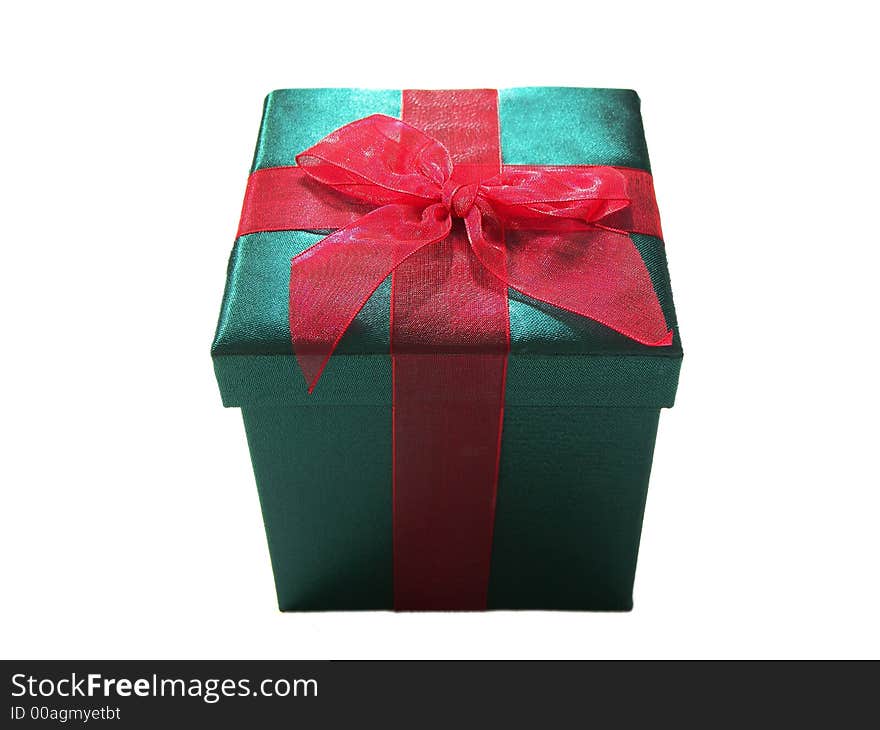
[465,208,672,346]
[290,203,451,391]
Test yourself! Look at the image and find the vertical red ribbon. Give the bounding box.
[391,90,509,610]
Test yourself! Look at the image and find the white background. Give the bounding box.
[2,1,878,659]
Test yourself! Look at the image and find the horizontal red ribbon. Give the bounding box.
[239,165,663,240]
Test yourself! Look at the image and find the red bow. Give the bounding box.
[286,113,672,391]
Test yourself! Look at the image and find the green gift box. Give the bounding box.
[212,88,682,611]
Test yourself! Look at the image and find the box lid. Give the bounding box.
[212,88,682,408]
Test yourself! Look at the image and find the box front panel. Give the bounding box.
[242,404,660,611]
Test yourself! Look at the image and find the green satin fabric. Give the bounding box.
[213,88,681,407]
[250,88,402,172]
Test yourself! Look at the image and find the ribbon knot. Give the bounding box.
[441,181,480,218]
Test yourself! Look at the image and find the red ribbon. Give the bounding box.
[237,90,671,610]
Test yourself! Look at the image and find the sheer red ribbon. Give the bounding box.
[237,90,671,610]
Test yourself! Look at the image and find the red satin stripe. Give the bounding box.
[402,89,502,169]
[392,89,507,610]
[237,166,373,236]
[238,166,662,239]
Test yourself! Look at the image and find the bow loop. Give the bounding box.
[485,166,631,225]
[295,114,451,206]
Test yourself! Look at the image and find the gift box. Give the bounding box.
[212,88,682,611]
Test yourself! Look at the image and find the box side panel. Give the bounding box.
[241,405,393,610]
[489,406,661,610]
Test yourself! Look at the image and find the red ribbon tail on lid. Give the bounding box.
[289,203,450,391]
[466,213,673,347]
